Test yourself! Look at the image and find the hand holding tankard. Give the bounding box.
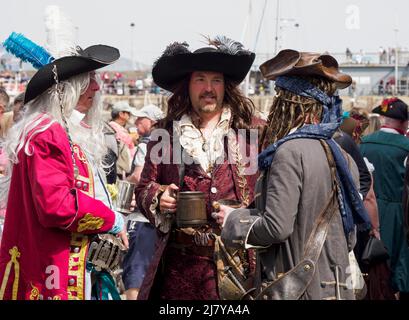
[159,183,179,215]
[212,200,241,227]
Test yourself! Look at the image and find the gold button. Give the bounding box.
[304,264,311,271]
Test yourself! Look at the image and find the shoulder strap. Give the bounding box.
[302,140,339,262]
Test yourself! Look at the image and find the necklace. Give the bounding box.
[198,128,214,173]
[199,130,209,152]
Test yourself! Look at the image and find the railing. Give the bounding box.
[252,51,409,68]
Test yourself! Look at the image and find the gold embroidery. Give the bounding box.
[68,234,88,300]
[227,131,250,206]
[75,176,90,185]
[77,213,104,232]
[142,181,155,212]
[29,283,40,300]
[73,145,87,163]
[0,246,21,300]
[81,158,95,197]
[53,295,62,300]
[73,144,94,197]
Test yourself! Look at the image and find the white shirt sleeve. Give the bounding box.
[133,143,147,167]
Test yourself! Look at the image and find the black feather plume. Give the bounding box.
[206,35,251,55]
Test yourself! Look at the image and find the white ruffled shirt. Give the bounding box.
[175,108,231,176]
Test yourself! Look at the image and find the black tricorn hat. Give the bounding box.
[152,36,255,92]
[24,45,120,104]
[260,49,352,89]
[372,97,408,121]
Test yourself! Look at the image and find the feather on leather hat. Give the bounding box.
[259,49,352,89]
[152,36,255,92]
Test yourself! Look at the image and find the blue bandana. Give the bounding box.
[258,76,371,237]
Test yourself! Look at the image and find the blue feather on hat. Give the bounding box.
[2,32,54,69]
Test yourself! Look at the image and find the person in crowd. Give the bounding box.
[360,98,409,300]
[0,32,126,300]
[135,36,264,299]
[363,113,382,136]
[122,104,163,300]
[217,49,370,300]
[0,88,10,140]
[109,101,137,178]
[0,92,26,141]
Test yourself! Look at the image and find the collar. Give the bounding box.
[380,125,405,135]
[176,108,232,175]
[69,109,86,126]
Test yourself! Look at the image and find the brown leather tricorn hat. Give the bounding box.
[260,49,352,89]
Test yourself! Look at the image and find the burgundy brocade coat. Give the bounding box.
[135,119,263,300]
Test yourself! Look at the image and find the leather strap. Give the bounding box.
[302,140,338,262]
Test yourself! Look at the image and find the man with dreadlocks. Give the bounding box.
[0,32,126,300]
[135,36,264,300]
[217,50,371,300]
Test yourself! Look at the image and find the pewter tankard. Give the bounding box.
[115,180,135,215]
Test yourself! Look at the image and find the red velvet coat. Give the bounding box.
[135,119,263,300]
[0,118,116,300]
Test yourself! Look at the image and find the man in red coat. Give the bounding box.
[135,36,264,299]
[0,38,126,300]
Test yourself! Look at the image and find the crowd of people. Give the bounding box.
[345,46,400,65]
[0,30,409,301]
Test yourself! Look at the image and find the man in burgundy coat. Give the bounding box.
[135,36,264,299]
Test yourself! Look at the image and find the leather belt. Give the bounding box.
[171,229,215,247]
[168,229,217,258]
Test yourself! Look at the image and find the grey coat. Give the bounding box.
[222,139,359,300]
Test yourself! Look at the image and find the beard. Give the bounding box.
[198,103,219,113]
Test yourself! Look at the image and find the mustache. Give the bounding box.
[200,92,217,99]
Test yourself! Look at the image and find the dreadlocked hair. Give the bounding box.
[158,76,257,132]
[260,76,337,149]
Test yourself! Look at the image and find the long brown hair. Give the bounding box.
[158,75,257,131]
[259,76,336,149]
